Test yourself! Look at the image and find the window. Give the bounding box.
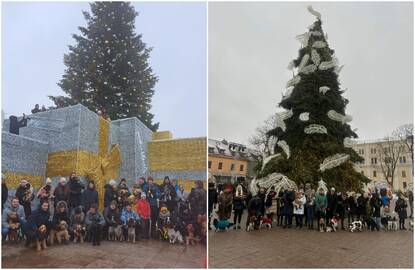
[371,148,376,154]
[218,162,223,170]
[360,171,364,175]
[240,164,244,172]
[402,170,406,178]
[371,158,377,164]
[208,161,212,169]
[358,149,364,155]
[230,163,235,171]
[403,182,407,189]
[208,147,214,154]
[373,171,377,177]
[400,156,406,164]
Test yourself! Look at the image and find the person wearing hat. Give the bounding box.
[136,192,151,239]
[37,178,55,217]
[54,178,69,208]
[208,182,218,230]
[347,192,358,224]
[15,179,34,218]
[104,180,118,208]
[103,200,120,240]
[395,191,408,230]
[67,172,85,212]
[217,183,233,220]
[188,180,206,217]
[326,187,338,226]
[145,176,161,239]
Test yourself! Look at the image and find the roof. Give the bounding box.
[208,138,257,161]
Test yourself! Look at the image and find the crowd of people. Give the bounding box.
[2,173,207,250]
[209,181,413,233]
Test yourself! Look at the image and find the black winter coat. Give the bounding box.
[208,186,218,212]
[68,178,84,208]
[52,211,70,230]
[326,193,338,213]
[282,191,295,216]
[25,207,51,238]
[104,185,118,208]
[188,187,206,215]
[395,198,408,219]
[357,196,368,216]
[103,207,121,226]
[2,183,8,207]
[54,185,69,206]
[348,196,357,215]
[370,197,381,218]
[82,187,99,212]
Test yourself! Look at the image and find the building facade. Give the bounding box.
[208,139,256,184]
[352,139,413,191]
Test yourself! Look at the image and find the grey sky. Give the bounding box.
[209,2,413,145]
[2,2,206,138]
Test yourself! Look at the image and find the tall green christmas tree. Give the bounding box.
[260,6,369,191]
[51,2,159,131]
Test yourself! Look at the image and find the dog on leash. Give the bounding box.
[127,218,136,243]
[55,220,70,244]
[73,224,85,243]
[185,223,198,245]
[348,220,363,232]
[260,216,272,230]
[246,215,257,232]
[7,212,22,243]
[212,218,233,232]
[167,223,184,244]
[387,217,398,231]
[326,216,338,232]
[319,218,325,232]
[36,225,48,252]
[409,219,414,231]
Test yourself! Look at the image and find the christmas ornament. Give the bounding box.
[311,49,321,66]
[344,137,357,148]
[282,86,294,100]
[300,64,317,75]
[319,86,330,94]
[319,153,350,172]
[312,41,327,49]
[277,140,290,159]
[307,5,321,20]
[298,54,310,71]
[319,60,336,70]
[304,124,328,134]
[299,112,310,121]
[286,75,301,88]
[327,110,352,124]
[261,154,280,171]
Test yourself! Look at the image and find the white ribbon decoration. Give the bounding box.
[319,153,350,172]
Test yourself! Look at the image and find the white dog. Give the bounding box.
[168,227,184,244]
[348,221,363,232]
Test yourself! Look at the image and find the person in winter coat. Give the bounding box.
[120,204,140,240]
[2,180,8,212]
[395,192,408,230]
[370,193,382,231]
[24,200,50,248]
[68,172,84,211]
[357,193,368,221]
[176,201,193,236]
[276,190,284,226]
[265,186,277,221]
[305,187,315,229]
[136,193,151,239]
[177,185,189,202]
[69,205,85,239]
[407,190,413,219]
[51,201,70,244]
[160,187,176,215]
[162,176,177,200]
[257,188,266,216]
[233,184,246,230]
[304,183,315,228]
[37,178,55,217]
[15,180,34,218]
[326,187,338,226]
[85,203,105,246]
[282,189,295,228]
[103,200,120,240]
[188,180,206,217]
[104,180,118,208]
[2,197,26,240]
[118,178,131,194]
[218,184,233,220]
[145,177,161,239]
[54,178,69,208]
[337,192,348,230]
[293,190,306,229]
[246,194,262,230]
[347,192,358,223]
[208,182,218,229]
[314,187,327,230]
[82,181,99,213]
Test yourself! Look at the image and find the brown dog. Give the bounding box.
[7,212,21,243]
[55,220,69,244]
[36,225,48,252]
[73,224,85,243]
[185,224,197,245]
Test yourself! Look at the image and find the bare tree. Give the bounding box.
[392,124,414,175]
[376,137,405,187]
[248,114,277,162]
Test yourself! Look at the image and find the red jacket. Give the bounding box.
[136,199,151,219]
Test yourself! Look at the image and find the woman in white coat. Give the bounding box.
[293,189,307,229]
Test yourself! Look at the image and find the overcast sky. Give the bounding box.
[209,2,413,145]
[2,2,206,138]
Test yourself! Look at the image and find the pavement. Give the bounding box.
[2,239,206,268]
[208,213,414,268]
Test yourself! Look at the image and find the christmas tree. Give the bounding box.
[50,2,159,131]
[259,6,369,191]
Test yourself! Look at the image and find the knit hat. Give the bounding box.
[20,179,28,185]
[141,192,147,198]
[46,178,52,184]
[109,180,117,186]
[60,177,67,184]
